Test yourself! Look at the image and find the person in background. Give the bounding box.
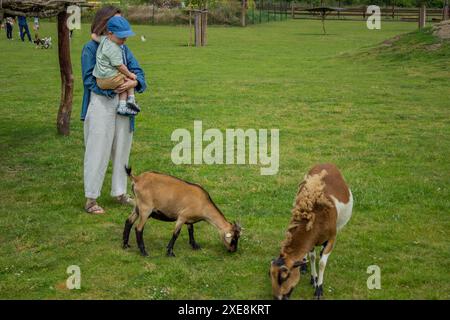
[5,16,14,40]
[18,15,32,42]
[33,17,39,32]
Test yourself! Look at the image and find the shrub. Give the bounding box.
[126,1,244,25]
[209,0,242,25]
[126,5,188,25]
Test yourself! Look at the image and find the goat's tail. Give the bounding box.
[124,165,138,182]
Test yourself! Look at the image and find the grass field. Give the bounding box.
[0,19,449,300]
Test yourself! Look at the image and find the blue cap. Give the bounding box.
[107,16,135,39]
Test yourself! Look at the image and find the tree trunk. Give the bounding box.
[56,10,73,136]
[189,9,192,46]
[201,8,208,46]
[241,0,247,27]
[194,11,201,47]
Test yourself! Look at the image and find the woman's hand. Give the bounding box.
[115,79,138,94]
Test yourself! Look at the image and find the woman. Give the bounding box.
[81,6,147,214]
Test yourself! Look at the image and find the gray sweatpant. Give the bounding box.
[84,92,133,199]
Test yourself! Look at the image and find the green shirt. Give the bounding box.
[93,36,123,79]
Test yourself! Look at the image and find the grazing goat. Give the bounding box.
[270,163,353,300]
[123,167,241,257]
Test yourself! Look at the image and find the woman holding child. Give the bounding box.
[81,6,147,214]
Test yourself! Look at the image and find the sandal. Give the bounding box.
[85,200,105,215]
[116,194,135,206]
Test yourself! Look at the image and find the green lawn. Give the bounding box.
[0,19,449,300]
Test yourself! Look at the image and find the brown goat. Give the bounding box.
[123,167,241,257]
[270,163,353,300]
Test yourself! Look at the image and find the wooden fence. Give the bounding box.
[291,5,449,22]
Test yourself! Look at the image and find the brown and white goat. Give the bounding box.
[270,163,353,300]
[123,167,241,257]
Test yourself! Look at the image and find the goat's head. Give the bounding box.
[222,221,241,253]
[269,255,303,300]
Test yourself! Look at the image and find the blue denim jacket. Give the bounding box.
[80,40,147,130]
[18,16,28,26]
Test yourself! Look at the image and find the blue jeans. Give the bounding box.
[6,23,12,39]
[19,24,32,42]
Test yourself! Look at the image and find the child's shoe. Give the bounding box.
[117,101,137,116]
[126,96,141,113]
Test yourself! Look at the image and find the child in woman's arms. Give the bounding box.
[92,16,140,115]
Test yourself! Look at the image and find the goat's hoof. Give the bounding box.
[314,285,323,300]
[140,250,149,257]
[167,251,176,257]
[191,243,201,250]
[123,243,131,249]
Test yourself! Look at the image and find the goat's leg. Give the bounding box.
[309,249,318,288]
[135,208,152,257]
[123,206,139,249]
[314,239,335,300]
[187,223,201,250]
[300,254,308,274]
[166,219,184,257]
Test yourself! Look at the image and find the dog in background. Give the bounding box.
[34,33,52,49]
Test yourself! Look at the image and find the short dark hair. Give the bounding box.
[91,6,122,35]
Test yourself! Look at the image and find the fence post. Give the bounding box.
[419,4,426,29]
[444,0,449,20]
[252,3,255,24]
[291,1,294,19]
[260,0,262,23]
[285,1,288,20]
[152,2,155,25]
[338,0,341,19]
[391,1,395,20]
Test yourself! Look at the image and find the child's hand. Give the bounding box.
[129,73,137,80]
